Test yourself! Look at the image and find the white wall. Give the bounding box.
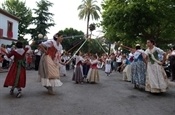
[0,13,19,39]
[0,13,19,45]
[0,39,12,46]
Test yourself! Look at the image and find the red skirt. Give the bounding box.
[4,62,26,88]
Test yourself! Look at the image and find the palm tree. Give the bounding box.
[78,0,100,38]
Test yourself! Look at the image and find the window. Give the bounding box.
[8,21,13,32]
[7,21,13,38]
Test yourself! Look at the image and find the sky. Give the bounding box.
[0,0,104,39]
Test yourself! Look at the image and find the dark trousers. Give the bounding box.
[83,64,90,78]
[2,59,9,68]
[66,64,70,70]
[35,55,41,71]
[117,62,122,72]
[170,56,175,81]
[170,61,175,81]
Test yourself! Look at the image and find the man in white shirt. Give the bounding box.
[116,53,122,72]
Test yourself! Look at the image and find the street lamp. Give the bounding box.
[44,36,48,40]
[108,42,111,55]
[38,34,43,39]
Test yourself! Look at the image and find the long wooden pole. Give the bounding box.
[66,38,88,64]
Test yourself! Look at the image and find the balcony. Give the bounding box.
[7,31,13,38]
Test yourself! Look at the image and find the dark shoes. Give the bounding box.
[10,88,22,98]
[10,89,14,95]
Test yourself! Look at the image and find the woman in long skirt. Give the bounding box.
[131,44,146,89]
[38,32,64,94]
[87,54,100,83]
[105,55,112,76]
[145,40,168,93]
[72,51,84,84]
[1,42,28,98]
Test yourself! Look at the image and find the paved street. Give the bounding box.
[0,69,175,115]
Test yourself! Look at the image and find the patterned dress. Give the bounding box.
[131,50,146,87]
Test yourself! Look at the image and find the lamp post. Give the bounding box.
[44,36,48,41]
[38,34,43,39]
[108,42,111,55]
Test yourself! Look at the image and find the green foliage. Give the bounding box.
[86,39,107,55]
[58,28,85,54]
[101,0,175,47]
[31,0,55,40]
[2,0,32,45]
[59,28,107,55]
[78,0,101,36]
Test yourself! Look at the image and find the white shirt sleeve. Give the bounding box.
[171,51,175,55]
[34,49,38,53]
[91,60,99,64]
[144,49,149,55]
[156,47,165,55]
[80,56,85,62]
[41,40,53,47]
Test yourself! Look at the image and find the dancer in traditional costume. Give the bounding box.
[1,42,28,98]
[131,44,146,89]
[145,40,168,93]
[105,55,112,76]
[123,54,132,82]
[87,54,100,83]
[38,32,63,94]
[72,51,84,84]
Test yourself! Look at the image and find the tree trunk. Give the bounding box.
[86,13,90,53]
[86,13,90,38]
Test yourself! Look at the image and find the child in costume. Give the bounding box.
[1,42,28,98]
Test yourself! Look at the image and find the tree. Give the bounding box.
[31,0,55,41]
[78,0,101,38]
[2,0,32,44]
[58,28,85,54]
[87,38,107,55]
[58,28,106,55]
[101,0,175,47]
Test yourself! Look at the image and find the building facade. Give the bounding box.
[0,8,19,46]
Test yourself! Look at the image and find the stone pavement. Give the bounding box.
[0,70,175,115]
